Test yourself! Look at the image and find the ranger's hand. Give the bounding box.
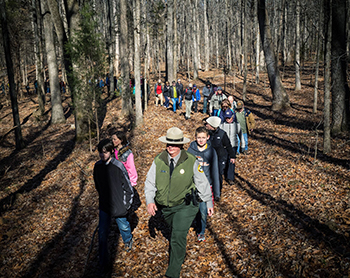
[147,203,158,216]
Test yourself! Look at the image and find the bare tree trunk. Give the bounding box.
[0,0,25,149]
[193,0,199,80]
[331,0,350,135]
[46,0,69,90]
[114,0,119,78]
[166,0,174,82]
[133,0,142,126]
[120,0,131,114]
[41,0,65,124]
[173,0,177,79]
[295,0,302,91]
[323,0,332,154]
[242,0,248,101]
[313,6,321,114]
[254,0,260,83]
[107,0,115,95]
[32,0,45,115]
[258,0,290,111]
[204,0,209,71]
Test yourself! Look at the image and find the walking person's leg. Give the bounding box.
[162,203,199,278]
[98,210,111,269]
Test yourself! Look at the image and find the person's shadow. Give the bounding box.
[148,210,171,241]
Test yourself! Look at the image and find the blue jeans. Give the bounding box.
[196,202,207,235]
[178,96,183,108]
[171,98,178,112]
[164,96,170,108]
[237,133,248,154]
[203,97,208,114]
[98,210,132,267]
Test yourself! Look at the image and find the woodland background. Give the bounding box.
[0,0,350,277]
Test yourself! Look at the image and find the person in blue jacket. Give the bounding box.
[191,84,201,113]
[187,126,220,242]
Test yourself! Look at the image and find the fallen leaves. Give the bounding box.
[0,68,350,277]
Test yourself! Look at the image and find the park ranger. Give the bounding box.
[145,127,214,278]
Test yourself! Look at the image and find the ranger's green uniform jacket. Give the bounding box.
[145,150,213,209]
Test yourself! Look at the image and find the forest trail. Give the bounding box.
[0,68,350,277]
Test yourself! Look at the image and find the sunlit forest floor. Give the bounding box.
[0,66,350,277]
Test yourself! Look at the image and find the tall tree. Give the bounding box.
[41,0,65,124]
[258,0,290,111]
[32,0,45,116]
[193,0,199,80]
[204,0,209,71]
[107,0,115,95]
[331,0,350,135]
[324,0,332,153]
[120,0,131,114]
[295,0,302,91]
[313,1,322,114]
[254,0,260,83]
[133,0,142,126]
[46,0,69,87]
[242,0,248,101]
[0,0,25,149]
[166,0,174,82]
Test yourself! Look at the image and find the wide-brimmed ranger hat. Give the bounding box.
[159,127,190,144]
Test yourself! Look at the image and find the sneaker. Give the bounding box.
[124,238,133,252]
[214,196,220,202]
[198,234,205,242]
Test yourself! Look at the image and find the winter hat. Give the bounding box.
[206,116,221,128]
[236,101,244,110]
[193,84,197,88]
[188,83,193,88]
[159,127,190,144]
[224,109,234,119]
[217,86,222,91]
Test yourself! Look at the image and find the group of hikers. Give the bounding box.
[93,78,255,277]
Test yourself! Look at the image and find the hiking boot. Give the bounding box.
[214,196,220,202]
[198,234,205,242]
[124,238,133,252]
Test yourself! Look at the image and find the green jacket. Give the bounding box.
[154,150,196,207]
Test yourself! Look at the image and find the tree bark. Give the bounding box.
[0,0,25,149]
[258,0,290,111]
[295,0,302,91]
[242,0,248,101]
[107,0,115,95]
[204,0,209,71]
[32,0,45,116]
[323,0,332,153]
[173,0,177,79]
[46,0,69,89]
[120,0,131,114]
[166,0,174,82]
[331,0,350,135]
[313,5,322,114]
[133,0,142,126]
[41,0,66,124]
[254,0,260,83]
